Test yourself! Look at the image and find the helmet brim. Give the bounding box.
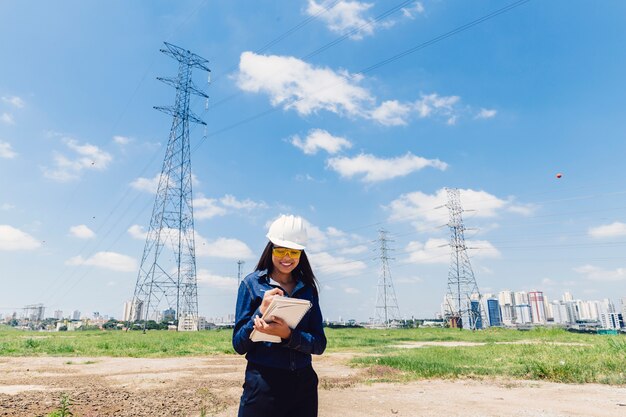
[267,235,306,250]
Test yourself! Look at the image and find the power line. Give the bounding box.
[190,0,532,149]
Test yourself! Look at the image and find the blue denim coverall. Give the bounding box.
[233,269,326,417]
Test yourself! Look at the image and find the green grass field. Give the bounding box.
[1,325,625,384]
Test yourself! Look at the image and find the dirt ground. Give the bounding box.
[1,351,625,417]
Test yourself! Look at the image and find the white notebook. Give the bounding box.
[250,296,312,343]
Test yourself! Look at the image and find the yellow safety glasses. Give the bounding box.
[272,247,302,259]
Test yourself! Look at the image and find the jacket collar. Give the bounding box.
[257,269,305,295]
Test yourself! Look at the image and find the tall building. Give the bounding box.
[72,310,81,321]
[54,310,63,320]
[515,304,532,324]
[486,298,502,327]
[162,308,176,322]
[123,300,144,322]
[498,290,515,326]
[564,301,578,323]
[528,291,546,324]
[551,301,568,325]
[470,300,483,329]
[600,312,620,329]
[575,300,592,320]
[514,291,528,306]
[562,291,574,302]
[542,294,553,321]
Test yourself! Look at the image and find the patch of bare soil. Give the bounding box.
[0,354,624,417]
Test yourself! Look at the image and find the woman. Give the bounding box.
[233,214,326,417]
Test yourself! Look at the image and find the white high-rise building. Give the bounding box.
[71,310,81,321]
[587,300,600,321]
[498,290,515,326]
[515,304,532,324]
[575,300,592,320]
[122,300,144,322]
[564,301,578,323]
[542,295,553,321]
[54,310,63,320]
[551,301,568,325]
[528,291,546,324]
[514,291,529,306]
[562,291,574,302]
[600,312,620,330]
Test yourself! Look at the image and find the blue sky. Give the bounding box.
[1,0,626,322]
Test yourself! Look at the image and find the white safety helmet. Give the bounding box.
[266,214,308,250]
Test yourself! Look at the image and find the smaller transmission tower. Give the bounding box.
[445,188,485,330]
[237,260,245,286]
[374,229,400,326]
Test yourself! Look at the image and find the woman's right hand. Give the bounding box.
[260,287,284,315]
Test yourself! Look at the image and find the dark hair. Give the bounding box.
[255,241,319,295]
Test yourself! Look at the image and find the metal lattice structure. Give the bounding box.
[131,42,210,331]
[374,229,401,326]
[445,188,485,330]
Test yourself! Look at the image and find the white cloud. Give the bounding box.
[0,141,17,159]
[195,197,228,219]
[196,236,254,259]
[1,203,15,211]
[507,203,536,216]
[197,269,239,291]
[343,287,360,294]
[307,1,424,39]
[338,244,368,255]
[475,108,497,119]
[130,173,170,194]
[574,264,626,282]
[414,93,460,121]
[2,96,25,108]
[43,138,112,182]
[328,152,447,182]
[404,238,449,264]
[220,194,267,210]
[128,226,252,260]
[370,100,412,126]
[69,224,95,239]
[404,237,500,264]
[113,135,131,145]
[1,113,14,125]
[291,129,352,155]
[387,188,517,228]
[66,251,137,272]
[401,2,425,19]
[307,0,375,40]
[127,224,147,240]
[237,51,373,117]
[310,251,367,276]
[0,225,41,251]
[236,52,468,127]
[588,222,626,238]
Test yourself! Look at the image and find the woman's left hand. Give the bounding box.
[253,315,292,340]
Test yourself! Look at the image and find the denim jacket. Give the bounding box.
[232,269,326,370]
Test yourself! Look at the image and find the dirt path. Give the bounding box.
[1,353,625,417]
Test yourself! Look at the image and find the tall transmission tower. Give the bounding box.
[374,229,400,327]
[444,188,485,330]
[131,42,210,332]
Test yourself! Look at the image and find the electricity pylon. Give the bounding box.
[131,42,210,332]
[374,229,400,327]
[445,188,485,330]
